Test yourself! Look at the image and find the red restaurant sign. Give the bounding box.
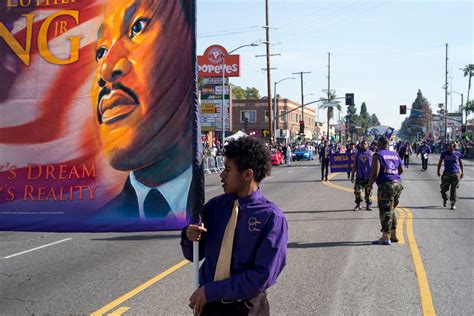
[198,45,240,77]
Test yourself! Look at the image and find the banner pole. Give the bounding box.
[193,241,200,289]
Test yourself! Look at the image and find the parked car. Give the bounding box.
[271,149,284,165]
[294,148,314,161]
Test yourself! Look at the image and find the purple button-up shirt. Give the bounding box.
[181,189,288,302]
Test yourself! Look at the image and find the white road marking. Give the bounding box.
[2,238,72,259]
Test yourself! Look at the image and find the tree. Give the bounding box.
[359,102,370,134]
[319,91,341,122]
[244,87,260,99]
[398,89,432,141]
[345,102,358,137]
[370,114,381,127]
[465,100,474,116]
[462,64,474,118]
[231,84,246,99]
[230,85,261,100]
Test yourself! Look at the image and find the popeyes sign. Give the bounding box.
[198,45,240,77]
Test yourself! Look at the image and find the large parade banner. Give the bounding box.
[0,0,203,232]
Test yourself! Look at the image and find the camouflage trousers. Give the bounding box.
[377,181,404,233]
[440,173,461,203]
[354,179,372,204]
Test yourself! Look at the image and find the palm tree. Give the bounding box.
[465,100,474,117]
[319,91,341,140]
[462,64,474,120]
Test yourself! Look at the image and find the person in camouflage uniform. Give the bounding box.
[351,140,373,211]
[437,142,464,210]
[368,136,404,245]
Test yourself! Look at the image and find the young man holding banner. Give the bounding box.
[181,137,288,316]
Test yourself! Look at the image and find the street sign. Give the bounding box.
[321,101,340,108]
[202,77,229,85]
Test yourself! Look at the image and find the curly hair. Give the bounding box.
[223,137,271,183]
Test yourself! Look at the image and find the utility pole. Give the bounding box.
[327,52,331,139]
[444,43,448,145]
[265,0,273,143]
[292,71,311,138]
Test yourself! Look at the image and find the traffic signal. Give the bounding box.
[299,120,305,134]
[345,93,354,106]
[462,125,466,133]
[400,105,407,114]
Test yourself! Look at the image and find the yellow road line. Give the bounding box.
[401,207,436,315]
[395,208,406,245]
[107,307,130,316]
[91,260,189,316]
[325,174,436,315]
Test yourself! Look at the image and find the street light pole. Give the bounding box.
[452,91,464,126]
[274,77,296,143]
[292,71,311,139]
[444,43,448,145]
[220,43,258,145]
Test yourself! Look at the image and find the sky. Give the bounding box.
[197,0,473,130]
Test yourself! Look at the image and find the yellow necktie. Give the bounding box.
[214,199,239,281]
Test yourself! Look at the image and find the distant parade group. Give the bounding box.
[265,136,464,246]
[201,136,464,248]
[316,136,464,245]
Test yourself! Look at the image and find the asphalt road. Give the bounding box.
[0,155,472,315]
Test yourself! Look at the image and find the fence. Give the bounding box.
[204,156,225,174]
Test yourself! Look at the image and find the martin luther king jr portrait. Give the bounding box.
[90,0,199,230]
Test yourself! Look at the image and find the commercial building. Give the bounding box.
[232,98,318,143]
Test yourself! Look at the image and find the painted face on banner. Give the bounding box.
[91,0,193,172]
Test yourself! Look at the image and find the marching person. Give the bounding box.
[319,140,331,181]
[351,140,373,211]
[286,143,292,167]
[347,142,357,179]
[416,141,432,171]
[368,136,404,245]
[398,141,413,168]
[181,137,288,316]
[437,142,464,210]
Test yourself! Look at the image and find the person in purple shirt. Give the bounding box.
[181,137,288,316]
[368,136,404,245]
[319,140,331,181]
[398,141,413,168]
[416,141,432,171]
[350,140,373,211]
[437,142,464,210]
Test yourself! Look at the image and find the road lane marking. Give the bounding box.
[2,238,72,259]
[107,307,130,316]
[401,207,436,316]
[325,173,436,315]
[395,208,406,245]
[91,259,189,316]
